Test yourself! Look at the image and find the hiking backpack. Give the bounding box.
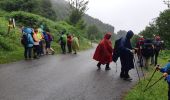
[154,40,162,51]
[21,34,28,46]
[112,38,122,62]
[141,38,154,58]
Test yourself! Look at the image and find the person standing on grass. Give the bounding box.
[72,34,79,54]
[119,30,134,81]
[153,35,163,66]
[156,61,170,100]
[93,32,112,70]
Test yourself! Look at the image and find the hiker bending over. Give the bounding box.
[93,32,113,70]
[119,30,134,80]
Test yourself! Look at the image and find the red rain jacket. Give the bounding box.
[93,33,113,64]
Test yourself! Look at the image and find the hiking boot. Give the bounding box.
[123,77,133,81]
[97,63,101,70]
[52,51,55,55]
[105,67,111,71]
[120,72,125,78]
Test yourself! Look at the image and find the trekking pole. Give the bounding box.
[140,56,145,80]
[134,55,141,82]
[140,66,145,80]
[144,67,157,90]
[116,62,118,72]
[139,48,145,80]
[144,76,164,92]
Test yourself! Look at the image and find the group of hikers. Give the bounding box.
[58,31,79,54]
[21,26,79,60]
[93,30,164,80]
[93,31,170,99]
[21,26,55,60]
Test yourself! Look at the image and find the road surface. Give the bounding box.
[0,47,140,100]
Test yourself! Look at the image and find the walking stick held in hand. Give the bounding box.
[133,53,141,82]
[144,76,164,92]
[116,62,118,72]
[144,65,160,91]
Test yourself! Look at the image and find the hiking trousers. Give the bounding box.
[24,47,33,59]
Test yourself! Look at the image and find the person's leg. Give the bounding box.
[97,62,101,69]
[74,50,77,54]
[42,42,46,55]
[63,43,66,53]
[154,51,159,66]
[33,45,36,58]
[120,68,125,78]
[105,63,111,70]
[151,56,154,65]
[39,41,43,55]
[34,45,39,59]
[68,44,72,53]
[124,69,132,80]
[28,47,32,59]
[145,57,150,69]
[61,43,64,54]
[37,45,40,57]
[24,46,28,59]
[120,57,125,78]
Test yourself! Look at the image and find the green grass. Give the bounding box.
[125,50,170,100]
[0,10,92,64]
[0,49,24,64]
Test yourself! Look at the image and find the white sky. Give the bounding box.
[86,0,168,34]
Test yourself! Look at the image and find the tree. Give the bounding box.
[139,23,158,39]
[156,9,170,48]
[87,25,101,40]
[68,0,89,26]
[0,0,57,20]
[116,30,127,39]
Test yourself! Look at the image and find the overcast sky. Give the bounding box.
[86,0,168,34]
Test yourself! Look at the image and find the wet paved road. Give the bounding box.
[0,47,140,100]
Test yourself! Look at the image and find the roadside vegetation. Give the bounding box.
[0,9,91,64]
[125,50,170,100]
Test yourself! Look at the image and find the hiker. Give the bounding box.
[135,36,145,59]
[59,31,67,54]
[72,34,79,54]
[21,27,34,60]
[141,38,154,69]
[156,61,170,100]
[135,36,145,67]
[153,35,163,66]
[33,28,41,59]
[37,28,44,55]
[67,34,72,53]
[119,30,134,80]
[46,29,55,55]
[93,32,112,70]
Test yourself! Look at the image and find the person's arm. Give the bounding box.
[28,34,34,44]
[119,38,134,53]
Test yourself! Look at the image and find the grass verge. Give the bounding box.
[124,50,170,100]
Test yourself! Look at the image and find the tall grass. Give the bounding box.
[125,50,170,100]
[0,10,91,64]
